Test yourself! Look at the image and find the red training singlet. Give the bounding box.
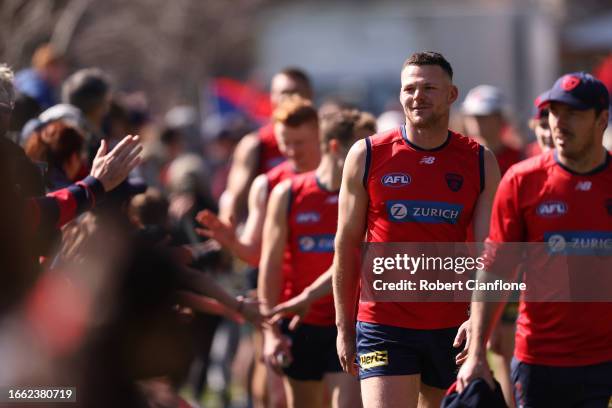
[358,126,485,329]
[281,171,338,326]
[488,150,612,366]
[266,160,297,194]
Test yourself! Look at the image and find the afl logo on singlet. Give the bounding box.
[381,173,411,188]
[537,201,568,217]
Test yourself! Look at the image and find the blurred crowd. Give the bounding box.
[0,43,611,408]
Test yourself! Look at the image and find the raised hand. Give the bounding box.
[90,135,142,191]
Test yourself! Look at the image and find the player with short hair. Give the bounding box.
[462,85,523,175]
[332,51,500,408]
[457,72,612,407]
[197,95,320,408]
[197,95,320,265]
[218,68,313,224]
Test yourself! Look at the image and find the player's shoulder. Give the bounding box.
[448,130,483,153]
[288,170,316,195]
[508,150,554,174]
[236,131,262,153]
[257,122,275,141]
[290,170,315,185]
[265,160,292,178]
[369,126,404,147]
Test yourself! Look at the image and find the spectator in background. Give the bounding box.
[62,68,112,159]
[14,43,66,109]
[0,63,143,315]
[103,99,131,147]
[463,85,523,175]
[25,120,84,190]
[165,105,202,154]
[1,70,15,141]
[203,113,255,201]
[166,153,217,245]
[6,93,41,144]
[525,94,554,158]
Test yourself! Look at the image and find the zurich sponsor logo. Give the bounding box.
[537,201,568,217]
[299,236,316,252]
[546,234,567,253]
[545,231,612,255]
[387,200,463,224]
[381,173,411,188]
[298,234,335,253]
[295,211,321,224]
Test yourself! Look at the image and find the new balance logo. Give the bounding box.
[419,156,436,164]
[575,181,592,191]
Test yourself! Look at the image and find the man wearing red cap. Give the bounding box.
[458,72,612,407]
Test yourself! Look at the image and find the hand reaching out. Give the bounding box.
[90,135,143,191]
[195,209,238,249]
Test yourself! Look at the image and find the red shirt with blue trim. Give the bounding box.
[358,126,484,329]
[488,150,612,366]
[283,171,337,326]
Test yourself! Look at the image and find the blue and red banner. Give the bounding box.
[206,77,271,124]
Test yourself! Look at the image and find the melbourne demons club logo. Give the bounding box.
[561,75,581,91]
[445,173,463,192]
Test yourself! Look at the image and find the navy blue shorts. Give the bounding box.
[280,320,342,381]
[512,358,612,408]
[356,321,460,389]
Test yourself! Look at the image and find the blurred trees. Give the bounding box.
[0,0,267,112]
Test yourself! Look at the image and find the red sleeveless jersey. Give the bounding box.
[358,126,485,329]
[489,150,612,366]
[257,123,285,175]
[266,160,297,194]
[281,171,338,326]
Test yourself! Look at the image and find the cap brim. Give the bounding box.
[537,89,591,110]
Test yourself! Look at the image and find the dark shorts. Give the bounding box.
[356,321,460,389]
[511,358,612,408]
[245,266,258,290]
[280,320,342,381]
